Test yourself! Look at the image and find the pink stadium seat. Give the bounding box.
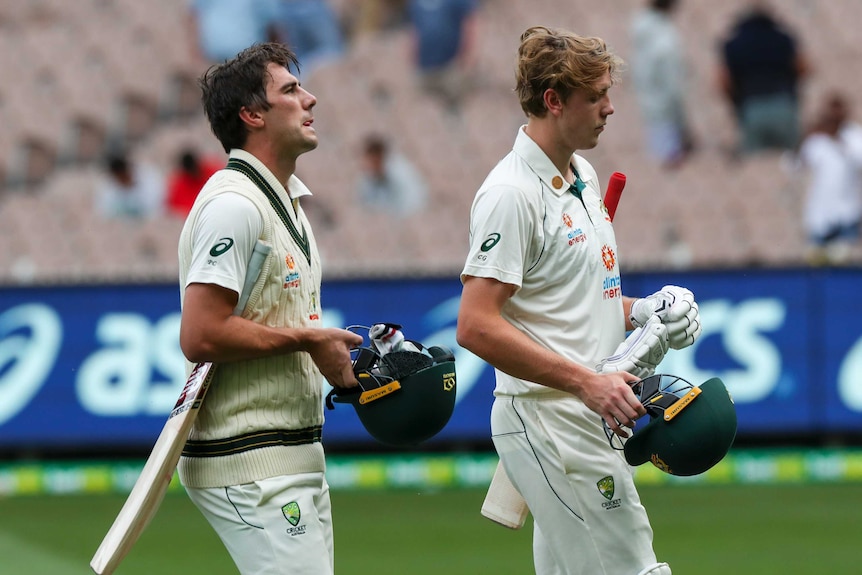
[2,0,862,284]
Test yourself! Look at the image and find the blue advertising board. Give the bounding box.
[0,268,860,451]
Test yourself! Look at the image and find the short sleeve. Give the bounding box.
[185,192,264,294]
[461,184,534,288]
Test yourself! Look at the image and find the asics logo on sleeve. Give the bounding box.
[480,233,501,252]
[209,238,235,257]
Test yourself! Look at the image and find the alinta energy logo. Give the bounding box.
[563,213,586,246]
[284,252,301,289]
[601,245,616,271]
[602,274,621,300]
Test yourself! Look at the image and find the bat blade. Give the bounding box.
[90,361,216,575]
[481,460,529,529]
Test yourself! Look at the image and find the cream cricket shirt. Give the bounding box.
[461,127,626,397]
[178,149,326,488]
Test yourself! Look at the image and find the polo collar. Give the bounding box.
[512,126,594,197]
[228,149,313,200]
[226,149,311,265]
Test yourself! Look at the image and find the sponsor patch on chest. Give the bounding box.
[562,213,587,246]
[283,254,301,289]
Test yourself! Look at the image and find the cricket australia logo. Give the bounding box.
[282,501,307,536]
[282,501,301,526]
[597,476,622,510]
[597,476,614,500]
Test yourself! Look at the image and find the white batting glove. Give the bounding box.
[369,323,405,356]
[596,316,669,379]
[630,285,702,350]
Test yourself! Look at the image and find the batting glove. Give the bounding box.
[596,316,669,379]
[630,285,702,350]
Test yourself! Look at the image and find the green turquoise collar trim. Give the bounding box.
[226,158,311,265]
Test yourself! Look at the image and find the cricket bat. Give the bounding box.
[90,240,271,575]
[481,172,628,530]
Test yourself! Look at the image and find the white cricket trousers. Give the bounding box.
[491,395,661,575]
[185,471,334,575]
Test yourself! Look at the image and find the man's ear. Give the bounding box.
[543,88,564,117]
[239,106,264,128]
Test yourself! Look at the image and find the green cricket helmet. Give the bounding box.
[325,327,457,448]
[605,374,737,476]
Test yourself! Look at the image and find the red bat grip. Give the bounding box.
[604,172,626,222]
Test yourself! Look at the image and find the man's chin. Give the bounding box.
[299,138,319,154]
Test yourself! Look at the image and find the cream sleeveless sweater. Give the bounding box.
[177,150,326,488]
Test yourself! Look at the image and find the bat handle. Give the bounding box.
[605,172,626,222]
[234,240,272,315]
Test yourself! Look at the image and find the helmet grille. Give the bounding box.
[380,351,433,381]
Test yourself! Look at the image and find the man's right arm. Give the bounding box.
[455,276,645,435]
[179,188,363,388]
[180,282,362,388]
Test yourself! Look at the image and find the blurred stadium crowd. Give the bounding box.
[1,0,862,286]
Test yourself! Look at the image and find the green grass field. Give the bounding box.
[2,483,860,574]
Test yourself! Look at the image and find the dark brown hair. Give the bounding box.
[199,42,301,153]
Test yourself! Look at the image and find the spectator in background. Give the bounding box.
[341,0,408,42]
[783,92,862,265]
[187,0,283,64]
[407,0,479,116]
[96,150,165,219]
[717,0,810,156]
[273,1,345,76]
[166,148,223,217]
[630,0,694,169]
[357,134,427,216]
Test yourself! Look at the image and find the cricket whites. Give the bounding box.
[481,172,627,529]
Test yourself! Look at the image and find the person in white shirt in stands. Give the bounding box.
[785,91,862,265]
[96,151,165,220]
[630,0,694,169]
[356,134,428,216]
